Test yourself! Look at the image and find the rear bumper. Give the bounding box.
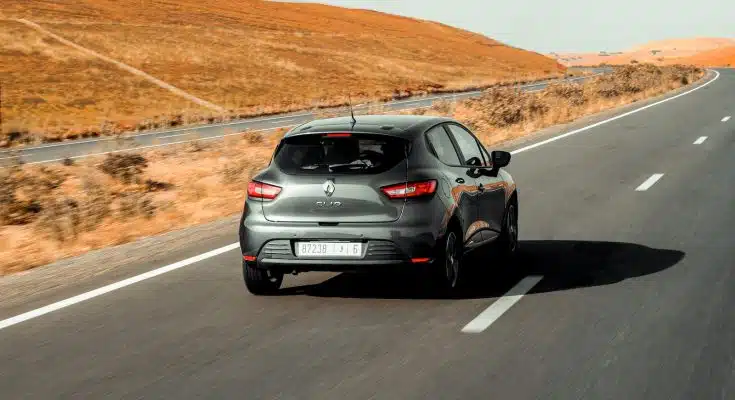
[240,215,441,273]
[255,257,435,274]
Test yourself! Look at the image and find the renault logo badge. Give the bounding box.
[323,180,335,197]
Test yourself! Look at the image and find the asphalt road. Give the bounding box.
[1,68,734,399]
[0,69,608,166]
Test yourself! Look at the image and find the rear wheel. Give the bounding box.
[433,228,464,292]
[495,201,519,260]
[243,261,283,295]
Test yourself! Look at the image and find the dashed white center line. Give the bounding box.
[635,173,665,191]
[693,136,708,145]
[461,276,544,333]
[722,116,731,122]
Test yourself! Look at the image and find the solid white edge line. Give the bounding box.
[693,136,708,145]
[635,173,665,191]
[461,276,544,333]
[510,70,720,155]
[0,243,240,332]
[3,73,601,155]
[0,69,707,331]
[722,116,731,122]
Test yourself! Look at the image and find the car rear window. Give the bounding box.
[273,133,408,175]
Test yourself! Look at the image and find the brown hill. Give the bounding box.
[0,0,564,144]
[554,38,735,66]
[668,45,735,67]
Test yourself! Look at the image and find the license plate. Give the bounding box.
[295,242,363,258]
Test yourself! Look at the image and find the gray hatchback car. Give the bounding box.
[239,114,518,295]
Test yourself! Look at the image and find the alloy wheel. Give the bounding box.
[444,231,460,288]
[507,204,518,253]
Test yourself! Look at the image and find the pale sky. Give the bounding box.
[282,0,734,53]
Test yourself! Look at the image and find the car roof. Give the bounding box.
[284,114,456,139]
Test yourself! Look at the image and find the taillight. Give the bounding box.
[381,180,437,199]
[247,181,282,200]
[324,132,351,138]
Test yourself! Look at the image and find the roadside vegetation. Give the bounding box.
[0,63,703,275]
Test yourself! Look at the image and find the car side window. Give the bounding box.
[446,124,483,166]
[425,125,461,165]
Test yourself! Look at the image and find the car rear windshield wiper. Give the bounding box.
[327,162,371,172]
[301,162,371,172]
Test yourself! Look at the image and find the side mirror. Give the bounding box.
[491,151,511,169]
[466,156,483,167]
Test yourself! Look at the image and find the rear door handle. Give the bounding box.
[456,178,465,184]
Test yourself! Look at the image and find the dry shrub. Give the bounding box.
[221,158,258,185]
[458,88,548,130]
[425,64,703,147]
[246,130,264,145]
[430,100,454,115]
[544,82,587,106]
[0,166,65,225]
[590,63,701,99]
[117,191,155,219]
[99,153,148,184]
[185,140,209,153]
[144,179,174,192]
[1,127,35,148]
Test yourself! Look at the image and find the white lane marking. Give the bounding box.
[510,70,720,155]
[0,243,240,332]
[157,133,188,139]
[723,116,731,122]
[693,136,708,145]
[6,73,600,154]
[17,124,300,166]
[15,19,225,113]
[635,173,664,191]
[461,276,544,333]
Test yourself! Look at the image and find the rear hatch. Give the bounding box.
[261,132,409,223]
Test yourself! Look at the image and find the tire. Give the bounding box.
[432,227,464,293]
[243,261,283,295]
[495,200,519,260]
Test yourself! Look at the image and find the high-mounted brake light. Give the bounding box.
[381,180,437,199]
[247,181,282,200]
[324,132,352,138]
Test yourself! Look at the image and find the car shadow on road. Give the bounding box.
[276,240,685,300]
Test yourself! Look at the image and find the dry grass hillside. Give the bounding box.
[0,64,703,275]
[554,38,735,66]
[668,46,735,67]
[0,0,564,146]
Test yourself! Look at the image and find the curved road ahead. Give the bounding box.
[1,69,734,399]
[0,70,608,166]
